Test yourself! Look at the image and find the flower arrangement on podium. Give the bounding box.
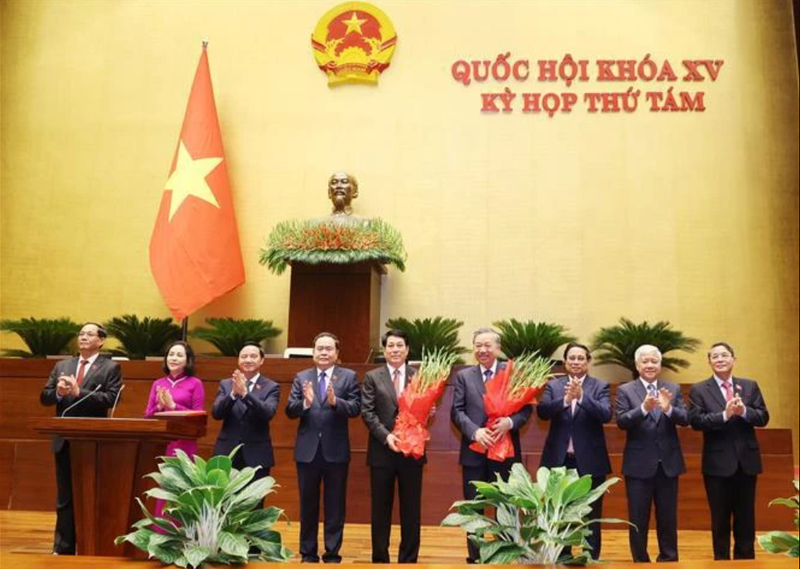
[469,352,554,462]
[260,218,407,275]
[392,349,460,459]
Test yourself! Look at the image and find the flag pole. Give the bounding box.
[181,317,189,341]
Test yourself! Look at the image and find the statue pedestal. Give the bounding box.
[287,262,385,362]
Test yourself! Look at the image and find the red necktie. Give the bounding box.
[76,359,89,386]
[722,381,733,402]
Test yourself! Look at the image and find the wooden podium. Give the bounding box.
[31,415,207,557]
[287,262,385,362]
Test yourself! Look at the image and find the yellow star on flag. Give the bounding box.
[343,12,367,35]
[164,140,223,221]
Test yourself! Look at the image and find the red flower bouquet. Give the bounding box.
[392,349,459,459]
[469,353,553,462]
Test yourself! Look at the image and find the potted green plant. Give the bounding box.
[591,317,701,380]
[384,316,467,362]
[759,479,799,557]
[0,317,81,358]
[104,314,182,360]
[442,463,628,565]
[190,318,282,356]
[115,447,292,567]
[494,319,577,361]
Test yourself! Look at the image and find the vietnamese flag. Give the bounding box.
[149,44,245,320]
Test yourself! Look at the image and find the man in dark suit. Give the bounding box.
[615,344,689,563]
[361,329,423,563]
[451,327,533,564]
[537,342,612,560]
[40,322,122,555]
[689,342,769,560]
[286,332,362,563]
[212,342,280,480]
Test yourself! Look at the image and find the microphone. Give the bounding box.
[109,384,126,418]
[60,384,101,417]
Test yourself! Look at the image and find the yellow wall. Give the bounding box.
[1,1,798,444]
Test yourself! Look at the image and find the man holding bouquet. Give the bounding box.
[361,329,423,563]
[451,327,534,564]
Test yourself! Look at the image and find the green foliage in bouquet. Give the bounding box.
[260,218,407,275]
[591,317,701,380]
[384,316,467,362]
[115,446,292,568]
[104,314,182,359]
[190,318,282,356]
[0,317,81,357]
[442,464,629,565]
[759,479,799,558]
[494,319,577,360]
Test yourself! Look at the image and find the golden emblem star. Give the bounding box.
[163,141,223,221]
[342,12,367,35]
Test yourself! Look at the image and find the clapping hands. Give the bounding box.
[56,374,79,398]
[565,378,583,404]
[726,395,746,417]
[156,386,176,411]
[232,369,248,398]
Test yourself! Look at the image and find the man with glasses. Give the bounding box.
[689,342,770,560]
[537,342,612,560]
[40,322,122,555]
[286,332,361,563]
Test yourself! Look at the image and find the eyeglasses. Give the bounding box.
[78,331,99,338]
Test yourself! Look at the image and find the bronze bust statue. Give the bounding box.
[328,171,358,216]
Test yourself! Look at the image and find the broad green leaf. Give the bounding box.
[206,468,230,488]
[769,498,799,509]
[228,476,275,509]
[462,518,497,534]
[241,507,282,533]
[561,475,592,505]
[116,528,154,551]
[148,542,183,564]
[183,544,211,568]
[144,488,179,503]
[193,455,207,474]
[479,539,518,563]
[472,481,503,500]
[218,530,249,559]
[536,466,551,493]
[208,454,233,475]
[486,543,526,564]
[496,504,518,529]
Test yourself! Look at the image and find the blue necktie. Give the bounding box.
[483,369,493,382]
[319,372,327,401]
[647,383,662,420]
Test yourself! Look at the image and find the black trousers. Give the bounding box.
[625,465,679,563]
[296,448,349,563]
[370,457,423,563]
[564,454,606,560]
[703,468,757,560]
[462,458,515,563]
[53,443,76,554]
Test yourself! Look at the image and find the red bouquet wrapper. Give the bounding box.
[469,360,543,462]
[391,379,447,459]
